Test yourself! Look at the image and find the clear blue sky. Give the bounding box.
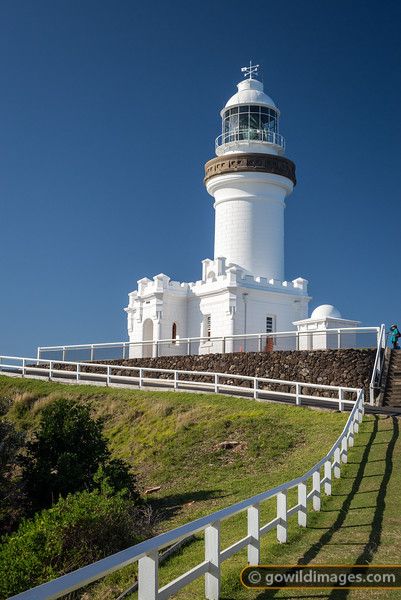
[1,0,400,356]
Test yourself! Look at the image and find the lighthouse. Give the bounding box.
[125,66,311,357]
[205,63,296,282]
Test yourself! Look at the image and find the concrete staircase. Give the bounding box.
[383,350,401,407]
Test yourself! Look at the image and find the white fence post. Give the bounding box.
[90,345,94,361]
[296,383,301,406]
[324,460,332,495]
[312,470,321,511]
[341,436,348,464]
[353,413,359,433]
[253,378,258,400]
[298,482,307,527]
[258,335,263,352]
[173,370,178,390]
[205,521,220,600]
[348,425,354,447]
[337,329,341,349]
[76,363,80,383]
[106,365,111,387]
[247,504,260,564]
[139,368,143,389]
[138,550,159,600]
[333,447,341,478]
[369,384,375,406]
[22,358,25,377]
[49,360,53,380]
[222,337,226,354]
[277,491,287,543]
[338,388,344,412]
[214,373,219,394]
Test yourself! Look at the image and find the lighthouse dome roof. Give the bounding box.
[311,304,342,320]
[225,78,277,110]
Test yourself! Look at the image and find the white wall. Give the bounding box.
[207,172,293,281]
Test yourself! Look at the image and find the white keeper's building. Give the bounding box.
[125,66,357,358]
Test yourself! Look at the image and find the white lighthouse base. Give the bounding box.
[125,257,310,358]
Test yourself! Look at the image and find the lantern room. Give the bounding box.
[215,77,285,156]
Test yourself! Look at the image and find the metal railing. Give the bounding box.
[9,370,364,600]
[36,326,381,362]
[215,128,285,151]
[369,323,386,404]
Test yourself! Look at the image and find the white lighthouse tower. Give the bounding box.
[125,66,311,357]
[205,63,295,281]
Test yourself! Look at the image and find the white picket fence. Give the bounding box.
[2,355,365,600]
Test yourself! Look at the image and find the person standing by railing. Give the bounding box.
[389,324,401,349]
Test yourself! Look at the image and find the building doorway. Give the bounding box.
[143,319,154,358]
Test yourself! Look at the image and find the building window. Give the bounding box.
[172,322,177,344]
[222,105,279,144]
[205,315,211,340]
[265,316,276,352]
[266,316,275,333]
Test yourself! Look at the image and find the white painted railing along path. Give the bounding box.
[10,385,365,600]
[0,355,361,410]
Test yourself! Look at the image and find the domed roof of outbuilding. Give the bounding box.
[311,304,342,320]
[224,78,277,110]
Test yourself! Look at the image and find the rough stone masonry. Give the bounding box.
[90,349,375,398]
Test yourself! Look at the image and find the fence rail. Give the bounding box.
[8,371,364,600]
[0,355,362,410]
[37,326,381,362]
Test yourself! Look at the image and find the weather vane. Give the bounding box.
[241,61,259,80]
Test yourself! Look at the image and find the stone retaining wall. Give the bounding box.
[74,349,375,397]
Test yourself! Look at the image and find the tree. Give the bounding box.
[22,398,138,509]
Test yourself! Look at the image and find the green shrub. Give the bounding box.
[22,398,139,509]
[0,489,146,599]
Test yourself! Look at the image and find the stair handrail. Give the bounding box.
[369,323,386,405]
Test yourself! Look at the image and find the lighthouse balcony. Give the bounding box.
[215,128,285,156]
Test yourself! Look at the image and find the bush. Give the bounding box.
[0,418,26,533]
[0,489,147,599]
[22,398,139,509]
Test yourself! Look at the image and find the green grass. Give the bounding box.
[4,380,399,600]
[0,375,350,598]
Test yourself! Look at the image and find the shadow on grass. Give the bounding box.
[251,415,399,599]
[328,415,399,600]
[146,489,226,522]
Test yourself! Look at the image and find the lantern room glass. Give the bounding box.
[222,105,279,143]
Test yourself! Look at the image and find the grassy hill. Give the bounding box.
[0,375,349,598]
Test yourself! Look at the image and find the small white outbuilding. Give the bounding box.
[293,305,360,350]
